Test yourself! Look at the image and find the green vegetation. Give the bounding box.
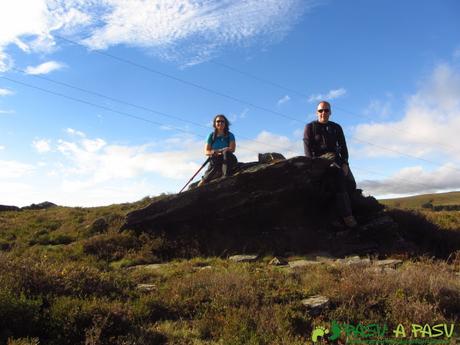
[0,194,459,344]
[380,191,460,210]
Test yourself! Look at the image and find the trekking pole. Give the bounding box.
[179,157,210,193]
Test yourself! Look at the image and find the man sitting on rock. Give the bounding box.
[303,101,357,228]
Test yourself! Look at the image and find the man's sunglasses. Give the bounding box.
[215,120,225,123]
[317,109,330,113]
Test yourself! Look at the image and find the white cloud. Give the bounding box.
[351,62,460,196]
[25,60,65,75]
[353,63,460,162]
[277,95,290,106]
[0,0,92,69]
[57,129,302,183]
[0,88,14,96]
[56,131,203,184]
[359,164,460,197]
[0,109,15,115]
[0,50,14,72]
[83,0,309,64]
[66,128,86,137]
[237,130,303,163]
[0,0,311,68]
[363,95,394,119]
[0,145,5,150]
[308,88,347,102]
[0,127,307,206]
[229,108,249,123]
[0,160,35,178]
[32,139,52,153]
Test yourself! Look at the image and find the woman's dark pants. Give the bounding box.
[202,151,237,183]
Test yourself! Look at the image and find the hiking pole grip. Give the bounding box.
[179,157,210,193]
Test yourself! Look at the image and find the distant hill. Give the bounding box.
[379,191,460,209]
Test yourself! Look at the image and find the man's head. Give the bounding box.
[316,101,331,124]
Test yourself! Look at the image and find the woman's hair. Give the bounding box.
[212,114,230,137]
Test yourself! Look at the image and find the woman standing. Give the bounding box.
[198,114,237,186]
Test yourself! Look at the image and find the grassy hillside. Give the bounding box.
[0,196,459,344]
[380,191,460,209]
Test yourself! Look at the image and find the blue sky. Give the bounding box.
[1,0,460,206]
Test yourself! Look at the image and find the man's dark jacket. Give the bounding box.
[303,120,349,165]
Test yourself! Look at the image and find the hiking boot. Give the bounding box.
[343,215,357,228]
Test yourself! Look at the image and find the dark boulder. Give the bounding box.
[0,205,20,212]
[122,156,409,257]
[21,201,57,210]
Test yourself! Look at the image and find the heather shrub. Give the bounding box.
[0,254,132,298]
[321,260,459,326]
[131,294,177,322]
[0,288,42,343]
[82,231,140,261]
[48,296,133,345]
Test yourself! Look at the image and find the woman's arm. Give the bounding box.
[228,140,236,153]
[205,143,216,156]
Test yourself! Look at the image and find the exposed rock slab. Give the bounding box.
[122,156,399,257]
[374,259,403,269]
[269,257,289,266]
[126,263,168,271]
[289,259,323,268]
[136,284,156,292]
[301,295,330,315]
[229,255,258,263]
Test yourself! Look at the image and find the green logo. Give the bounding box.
[311,326,329,343]
[311,321,457,344]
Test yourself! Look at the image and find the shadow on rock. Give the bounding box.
[122,156,456,259]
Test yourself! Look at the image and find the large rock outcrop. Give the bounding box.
[123,156,408,257]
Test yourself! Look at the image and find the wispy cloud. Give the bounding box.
[352,62,460,196]
[353,63,460,162]
[277,95,290,106]
[0,88,13,96]
[25,61,65,75]
[454,47,460,59]
[0,159,35,179]
[363,95,394,119]
[0,0,91,70]
[32,139,52,153]
[237,130,303,163]
[229,108,250,123]
[0,128,304,206]
[308,88,347,102]
[0,0,312,68]
[359,164,460,197]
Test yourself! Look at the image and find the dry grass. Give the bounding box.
[0,196,459,344]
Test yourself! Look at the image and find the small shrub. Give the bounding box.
[0,288,43,343]
[49,296,133,345]
[132,295,176,323]
[0,255,132,298]
[87,218,108,235]
[83,232,140,261]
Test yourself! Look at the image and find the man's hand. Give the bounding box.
[342,163,349,176]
